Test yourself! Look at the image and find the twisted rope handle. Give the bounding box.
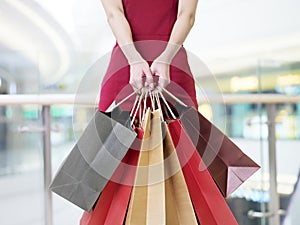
[122,88,181,127]
[111,90,138,112]
[162,87,187,107]
[154,92,164,121]
[130,91,145,127]
[149,91,156,111]
[142,89,149,122]
[130,95,139,117]
[158,91,176,120]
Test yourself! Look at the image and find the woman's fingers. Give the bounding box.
[144,67,154,90]
[129,61,154,92]
[158,76,170,88]
[150,61,170,91]
[129,76,143,93]
[129,63,143,92]
[129,59,173,93]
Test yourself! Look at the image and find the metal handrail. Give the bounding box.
[0,94,76,105]
[0,93,300,105]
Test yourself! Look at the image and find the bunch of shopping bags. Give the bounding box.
[50,90,260,225]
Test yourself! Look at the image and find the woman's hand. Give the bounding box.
[119,43,154,92]
[150,60,170,91]
[130,60,154,92]
[150,43,181,91]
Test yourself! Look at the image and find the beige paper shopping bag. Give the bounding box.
[126,109,165,225]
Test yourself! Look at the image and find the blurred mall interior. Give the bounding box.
[0,0,300,225]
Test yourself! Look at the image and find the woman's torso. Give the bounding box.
[122,0,178,41]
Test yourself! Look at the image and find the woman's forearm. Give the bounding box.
[106,11,134,46]
[150,0,198,90]
[101,0,153,90]
[169,13,195,45]
[101,0,133,45]
[169,0,198,45]
[157,0,198,63]
[101,0,143,64]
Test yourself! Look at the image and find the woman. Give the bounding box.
[79,1,243,224]
[80,0,199,224]
[98,0,199,111]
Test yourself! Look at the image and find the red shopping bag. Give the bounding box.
[80,128,143,225]
[163,123,198,225]
[168,120,239,225]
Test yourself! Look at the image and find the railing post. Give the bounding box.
[266,104,280,225]
[42,105,53,225]
[248,103,285,222]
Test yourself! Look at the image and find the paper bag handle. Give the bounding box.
[110,90,138,112]
[162,87,187,107]
[130,91,146,126]
[158,91,176,120]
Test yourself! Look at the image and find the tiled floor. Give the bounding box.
[0,171,83,225]
[0,141,83,225]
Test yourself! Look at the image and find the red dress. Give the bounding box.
[97,0,198,111]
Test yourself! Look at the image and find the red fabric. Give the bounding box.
[80,128,143,225]
[168,120,239,225]
[122,0,178,41]
[98,0,198,111]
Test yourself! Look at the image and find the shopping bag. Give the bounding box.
[168,120,239,225]
[80,127,143,225]
[172,101,260,197]
[103,103,132,127]
[163,122,198,225]
[125,109,166,225]
[50,107,137,211]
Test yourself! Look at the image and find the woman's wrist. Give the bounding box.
[155,42,181,65]
[120,43,144,65]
